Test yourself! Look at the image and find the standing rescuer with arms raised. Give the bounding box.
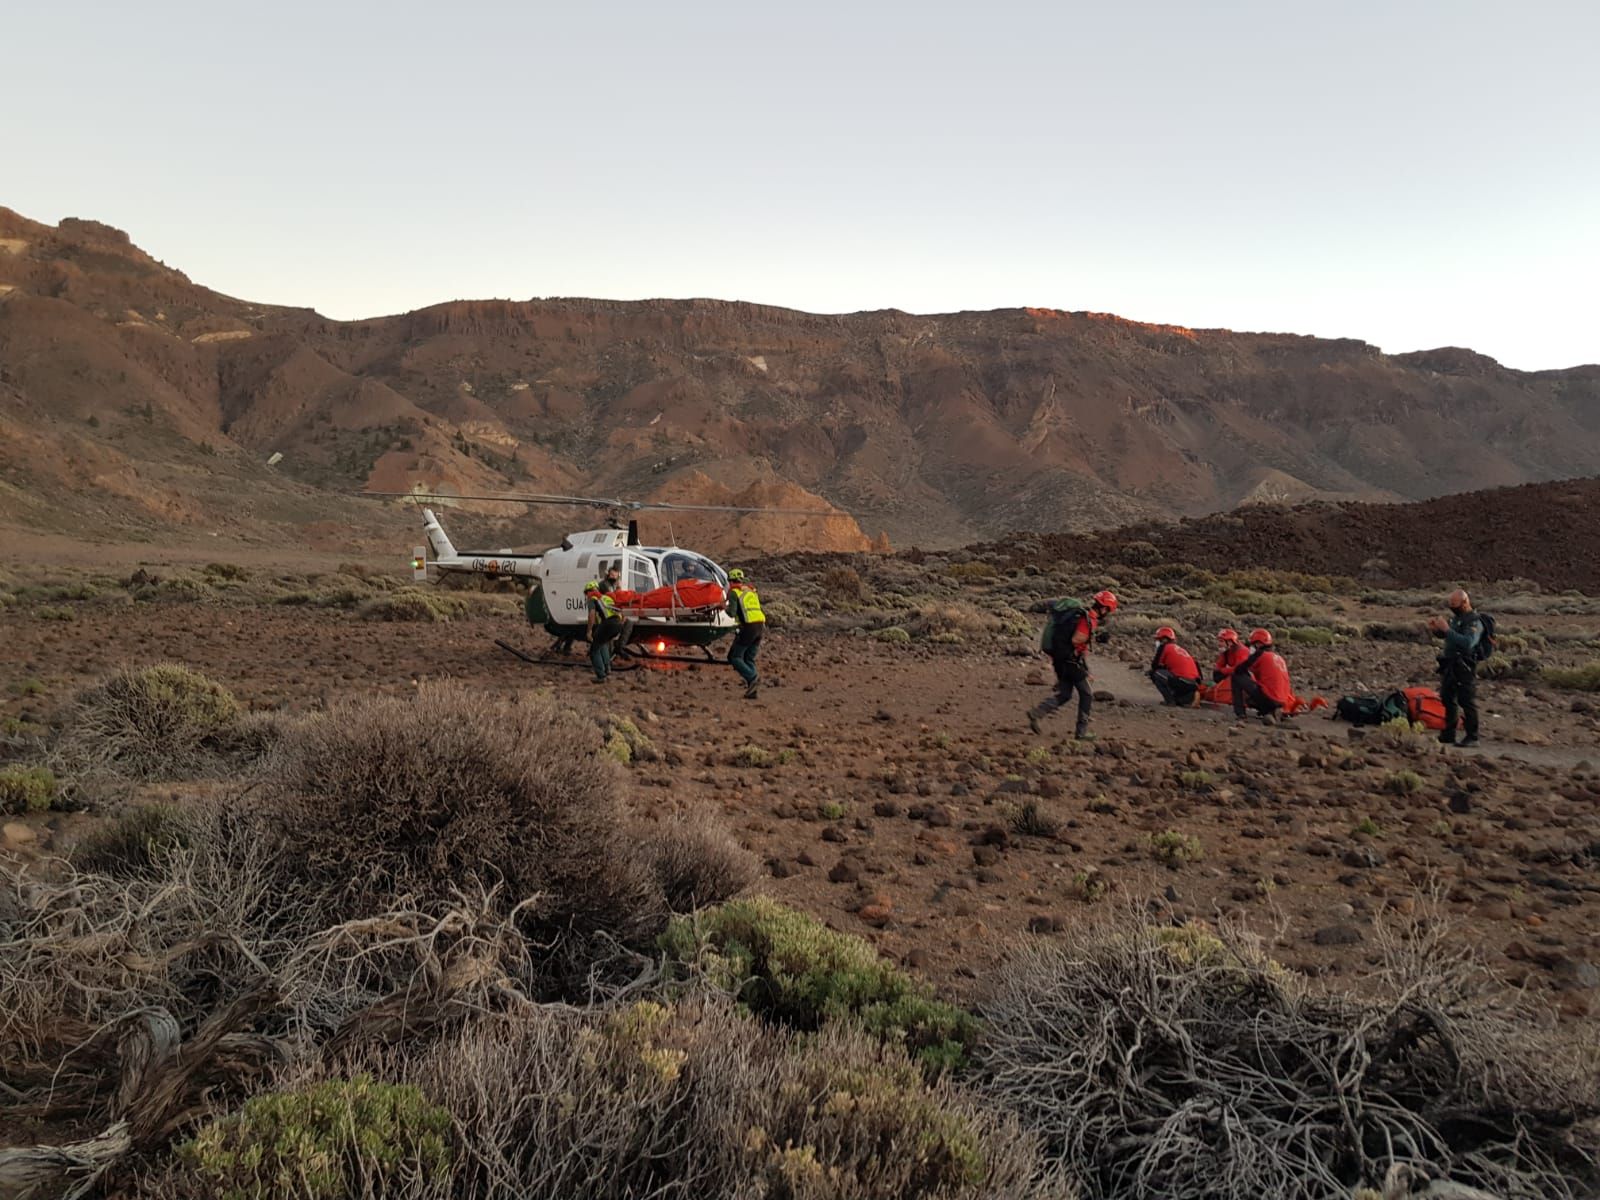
[725,568,765,699]
[1429,588,1486,747]
[1028,589,1117,740]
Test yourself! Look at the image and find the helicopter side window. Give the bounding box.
[628,555,658,593]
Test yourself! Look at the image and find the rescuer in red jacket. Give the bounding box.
[1148,626,1202,706]
[1213,628,1251,682]
[1232,628,1294,722]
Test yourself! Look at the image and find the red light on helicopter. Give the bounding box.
[656,640,666,652]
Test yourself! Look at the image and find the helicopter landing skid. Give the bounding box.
[619,642,721,667]
[494,639,639,671]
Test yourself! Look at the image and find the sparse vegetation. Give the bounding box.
[1352,816,1384,837]
[55,663,244,779]
[732,743,773,768]
[660,896,978,1071]
[260,682,660,990]
[977,912,1600,1200]
[0,765,57,814]
[1177,769,1215,792]
[359,589,467,622]
[1281,625,1337,646]
[68,802,193,876]
[34,604,76,621]
[1148,829,1203,867]
[171,1076,452,1200]
[1068,870,1108,903]
[1008,800,1059,838]
[819,799,847,820]
[1386,769,1424,796]
[1543,661,1600,691]
[871,625,912,644]
[643,814,758,914]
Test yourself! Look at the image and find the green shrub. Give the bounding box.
[660,896,978,1070]
[1352,816,1383,837]
[174,1076,451,1200]
[1148,829,1203,867]
[9,677,46,697]
[69,803,192,876]
[58,664,243,779]
[601,715,656,765]
[34,605,76,622]
[201,562,250,582]
[732,744,772,768]
[1542,661,1600,692]
[401,1000,1050,1200]
[871,625,912,644]
[1386,770,1424,796]
[0,766,56,814]
[818,799,847,820]
[1177,770,1215,792]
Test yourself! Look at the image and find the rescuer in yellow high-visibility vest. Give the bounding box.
[586,580,623,682]
[726,568,766,699]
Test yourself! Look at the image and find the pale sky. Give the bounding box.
[11,0,1598,369]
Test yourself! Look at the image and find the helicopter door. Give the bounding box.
[625,552,658,594]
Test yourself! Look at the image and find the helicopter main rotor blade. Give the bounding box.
[358,490,837,516]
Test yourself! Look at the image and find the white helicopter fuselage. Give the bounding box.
[414,508,737,640]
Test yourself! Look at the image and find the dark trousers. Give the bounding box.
[1150,669,1198,707]
[1036,654,1092,733]
[1232,675,1281,718]
[1440,662,1479,738]
[590,618,622,679]
[729,629,762,684]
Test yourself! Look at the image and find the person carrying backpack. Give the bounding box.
[1149,626,1202,706]
[1028,590,1117,739]
[1428,588,1490,747]
[586,580,624,683]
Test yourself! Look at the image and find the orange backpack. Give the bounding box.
[1399,686,1455,731]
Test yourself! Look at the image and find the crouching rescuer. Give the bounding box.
[1149,626,1202,706]
[726,568,765,699]
[1232,628,1294,722]
[1028,590,1117,740]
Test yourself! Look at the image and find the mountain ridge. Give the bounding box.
[2,205,1596,554]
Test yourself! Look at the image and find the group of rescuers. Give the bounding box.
[579,565,766,698]
[576,569,1488,747]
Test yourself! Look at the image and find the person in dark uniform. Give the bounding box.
[1429,588,1482,746]
[725,568,766,699]
[1027,590,1117,740]
[585,580,623,683]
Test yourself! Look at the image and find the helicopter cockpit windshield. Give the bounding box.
[659,551,728,590]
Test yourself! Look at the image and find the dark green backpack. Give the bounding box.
[1040,599,1088,653]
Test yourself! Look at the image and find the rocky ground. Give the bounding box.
[5,553,1599,1022]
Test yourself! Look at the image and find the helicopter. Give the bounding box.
[365,489,833,664]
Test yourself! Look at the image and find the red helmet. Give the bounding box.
[1154,626,1176,641]
[1248,627,1273,646]
[1217,628,1239,644]
[1093,589,1118,613]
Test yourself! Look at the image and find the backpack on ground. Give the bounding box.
[1472,611,1497,663]
[1040,599,1087,654]
[1333,691,1407,726]
[1400,686,1458,731]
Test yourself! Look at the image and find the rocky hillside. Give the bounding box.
[2,205,1597,552]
